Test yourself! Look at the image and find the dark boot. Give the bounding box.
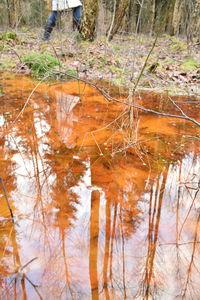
[73,18,81,32]
[42,21,55,41]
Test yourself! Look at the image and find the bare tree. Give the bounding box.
[107,0,131,41]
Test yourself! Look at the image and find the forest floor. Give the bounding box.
[0,28,200,96]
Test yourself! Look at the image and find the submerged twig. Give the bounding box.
[16,257,38,274]
[168,96,200,127]
[0,177,14,221]
[13,73,50,124]
[2,257,39,298]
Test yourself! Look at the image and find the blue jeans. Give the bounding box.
[47,6,82,28]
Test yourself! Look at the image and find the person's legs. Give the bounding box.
[73,6,82,31]
[42,11,58,41]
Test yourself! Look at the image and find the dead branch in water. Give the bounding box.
[55,70,200,127]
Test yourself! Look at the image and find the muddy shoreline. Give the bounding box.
[0,29,199,97]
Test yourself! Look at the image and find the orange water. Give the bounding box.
[0,74,200,299]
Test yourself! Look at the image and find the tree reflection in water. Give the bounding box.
[0,75,200,299]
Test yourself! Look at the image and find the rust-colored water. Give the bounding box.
[0,74,200,299]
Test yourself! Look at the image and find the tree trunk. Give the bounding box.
[6,0,20,27]
[192,0,200,40]
[151,0,166,34]
[108,0,131,41]
[135,0,145,34]
[125,0,137,34]
[172,0,184,35]
[107,0,117,41]
[80,0,99,41]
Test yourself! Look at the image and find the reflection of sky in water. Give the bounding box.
[0,115,5,127]
[5,148,200,299]
[34,117,51,139]
[1,79,200,299]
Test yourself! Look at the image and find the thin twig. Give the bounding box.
[13,73,50,124]
[49,42,61,73]
[168,96,200,126]
[91,132,104,155]
[7,40,23,63]
[17,257,38,273]
[0,177,14,221]
[2,257,39,298]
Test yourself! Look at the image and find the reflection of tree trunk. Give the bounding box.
[11,224,28,299]
[21,274,28,300]
[89,190,100,299]
[10,224,42,299]
[119,203,127,299]
[110,203,117,288]
[14,278,17,300]
[182,212,200,297]
[31,135,42,197]
[61,228,74,299]
[11,225,21,271]
[28,123,49,227]
[144,172,167,299]
[103,196,111,300]
[176,162,181,245]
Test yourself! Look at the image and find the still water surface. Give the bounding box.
[0,74,200,299]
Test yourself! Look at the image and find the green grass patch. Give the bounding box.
[180,61,199,71]
[23,53,60,74]
[0,32,17,40]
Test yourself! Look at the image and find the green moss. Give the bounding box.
[170,37,187,52]
[109,66,123,74]
[75,33,83,41]
[162,34,171,39]
[147,61,162,73]
[65,69,78,77]
[0,32,17,40]
[98,56,107,65]
[23,53,60,74]
[180,61,199,71]
[113,45,122,51]
[87,58,95,67]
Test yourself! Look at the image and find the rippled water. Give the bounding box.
[0,73,200,299]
